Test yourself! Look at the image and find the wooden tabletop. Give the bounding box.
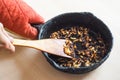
[0,32,119,80]
[0,45,109,80]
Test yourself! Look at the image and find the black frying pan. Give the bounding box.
[35,12,113,74]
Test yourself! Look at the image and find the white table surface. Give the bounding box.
[0,0,120,80]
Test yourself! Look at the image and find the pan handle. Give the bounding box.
[31,24,44,39]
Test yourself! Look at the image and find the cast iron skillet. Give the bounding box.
[37,12,113,74]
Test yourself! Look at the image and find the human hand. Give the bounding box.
[0,23,15,52]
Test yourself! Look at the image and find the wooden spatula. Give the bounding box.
[13,39,72,58]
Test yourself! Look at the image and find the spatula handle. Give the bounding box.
[13,39,34,47]
[13,39,71,58]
